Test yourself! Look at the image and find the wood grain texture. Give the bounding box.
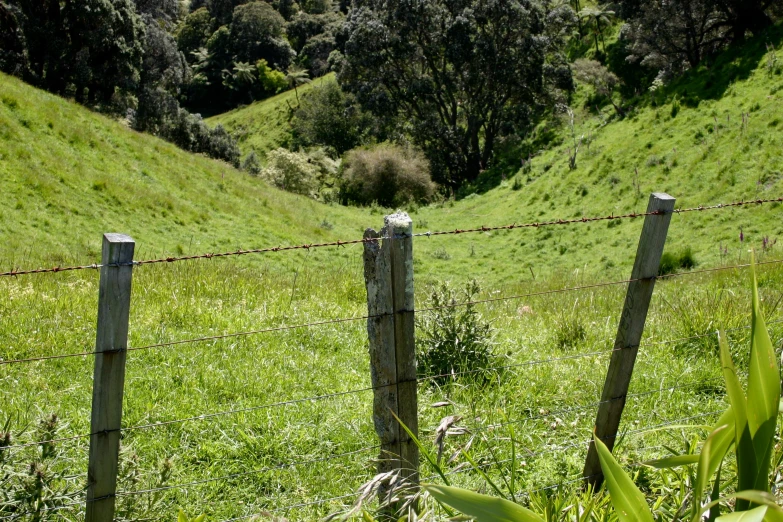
[363,212,419,507]
[583,193,675,487]
[86,233,135,522]
[387,213,419,487]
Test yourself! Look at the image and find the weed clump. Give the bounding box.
[417,280,497,384]
[659,246,697,275]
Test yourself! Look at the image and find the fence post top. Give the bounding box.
[103,233,135,244]
[384,211,412,232]
[650,193,675,202]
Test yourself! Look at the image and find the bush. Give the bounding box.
[340,144,436,207]
[417,280,497,384]
[292,78,372,155]
[261,148,320,197]
[241,151,261,176]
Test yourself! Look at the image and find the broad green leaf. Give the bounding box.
[745,259,780,493]
[194,516,206,522]
[645,454,699,468]
[721,330,758,505]
[177,511,188,522]
[706,408,736,479]
[695,490,783,521]
[716,506,768,522]
[424,484,545,522]
[691,424,729,522]
[592,434,655,522]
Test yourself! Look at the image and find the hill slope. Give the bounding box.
[0,73,368,272]
[204,30,783,282]
[207,75,332,161]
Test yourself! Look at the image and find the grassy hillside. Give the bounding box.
[207,75,332,162]
[0,72,368,274]
[201,30,783,286]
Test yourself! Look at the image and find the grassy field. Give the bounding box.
[2,247,782,520]
[1,24,783,522]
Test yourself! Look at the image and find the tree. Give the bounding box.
[340,0,573,188]
[133,0,181,21]
[292,77,371,154]
[229,1,294,69]
[712,0,776,42]
[176,7,215,59]
[0,3,27,77]
[0,0,145,105]
[618,0,780,75]
[135,13,189,132]
[578,6,614,55]
[572,58,624,114]
[285,67,311,102]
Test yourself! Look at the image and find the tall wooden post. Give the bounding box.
[86,234,135,522]
[583,193,675,487]
[363,212,419,505]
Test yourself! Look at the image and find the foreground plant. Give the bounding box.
[420,259,783,521]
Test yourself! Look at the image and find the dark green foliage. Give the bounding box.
[618,0,780,76]
[230,1,291,67]
[0,0,145,105]
[659,247,698,275]
[340,143,436,207]
[417,280,497,383]
[339,0,574,189]
[292,78,371,154]
[176,7,215,57]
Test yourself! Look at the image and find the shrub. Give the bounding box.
[292,78,372,155]
[241,151,261,176]
[417,280,497,384]
[261,148,320,197]
[340,144,436,207]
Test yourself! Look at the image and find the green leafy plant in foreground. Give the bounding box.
[421,259,783,521]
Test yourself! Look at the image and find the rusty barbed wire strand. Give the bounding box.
[0,347,619,450]
[2,197,781,278]
[415,257,783,315]
[4,257,782,368]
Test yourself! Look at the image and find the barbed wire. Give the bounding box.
[2,197,780,278]
[1,346,616,450]
[9,256,780,368]
[465,380,723,437]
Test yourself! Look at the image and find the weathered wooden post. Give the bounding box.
[583,193,675,487]
[363,212,419,506]
[86,234,135,522]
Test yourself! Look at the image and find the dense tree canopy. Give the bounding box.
[339,0,573,188]
[619,0,781,75]
[0,0,145,104]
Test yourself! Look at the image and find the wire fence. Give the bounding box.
[1,196,782,520]
[1,197,780,278]
[4,256,782,368]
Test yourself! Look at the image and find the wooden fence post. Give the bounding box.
[363,212,419,501]
[86,234,135,522]
[583,193,675,488]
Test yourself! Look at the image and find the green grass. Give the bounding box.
[0,72,369,276]
[207,75,333,163]
[1,26,783,521]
